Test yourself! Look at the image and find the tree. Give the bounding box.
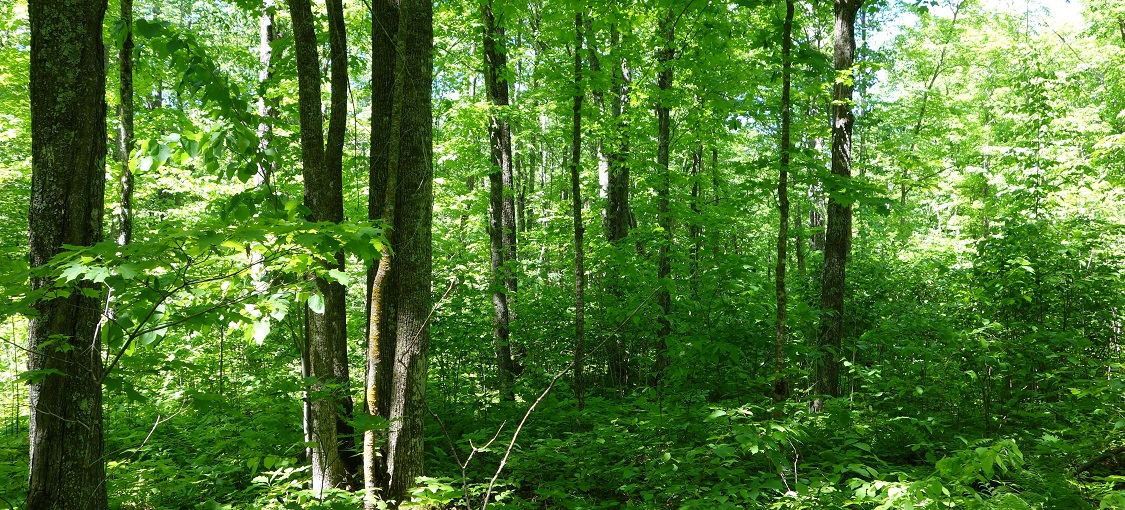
[365,0,433,502]
[365,0,397,500]
[569,9,587,410]
[26,1,109,508]
[285,0,354,493]
[255,0,279,189]
[586,17,632,387]
[773,0,794,403]
[116,0,135,247]
[815,0,864,401]
[652,8,675,382]
[482,0,519,401]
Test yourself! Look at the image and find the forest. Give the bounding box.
[1,0,1124,507]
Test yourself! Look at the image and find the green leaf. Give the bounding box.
[327,268,350,285]
[251,320,270,345]
[307,293,325,314]
[60,263,87,282]
[18,369,66,384]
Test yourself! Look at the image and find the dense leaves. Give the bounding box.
[0,0,1124,508]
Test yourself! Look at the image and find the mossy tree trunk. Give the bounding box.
[27,1,109,508]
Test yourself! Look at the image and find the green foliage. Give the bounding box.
[1,0,1124,507]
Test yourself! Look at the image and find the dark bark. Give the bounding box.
[689,143,702,297]
[27,1,109,508]
[773,0,794,403]
[605,26,632,244]
[385,0,433,497]
[366,0,432,503]
[816,0,864,401]
[286,0,352,492]
[483,0,518,401]
[570,11,587,410]
[587,21,631,388]
[794,200,806,275]
[364,0,398,501]
[116,0,134,246]
[652,10,674,382]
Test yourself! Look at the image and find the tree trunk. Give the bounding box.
[570,11,587,411]
[256,0,279,189]
[605,25,632,244]
[652,10,674,382]
[689,143,702,297]
[286,0,353,492]
[116,0,134,246]
[366,0,432,503]
[598,23,633,388]
[27,2,108,508]
[815,0,864,401]
[365,0,398,501]
[483,0,518,401]
[773,0,794,403]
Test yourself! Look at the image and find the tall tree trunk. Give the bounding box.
[652,10,674,382]
[256,0,279,189]
[483,0,518,401]
[116,0,134,246]
[27,2,108,508]
[773,0,794,403]
[365,0,398,501]
[815,0,864,402]
[794,196,806,275]
[286,0,353,493]
[605,25,632,243]
[325,0,359,479]
[599,23,632,388]
[689,143,702,297]
[570,10,587,410]
[366,0,432,503]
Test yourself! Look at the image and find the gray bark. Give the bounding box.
[286,0,353,492]
[116,0,134,246]
[653,10,674,382]
[27,0,109,507]
[364,0,398,502]
[367,0,432,503]
[816,0,864,400]
[570,11,587,410]
[256,0,278,189]
[773,0,794,403]
[483,0,518,401]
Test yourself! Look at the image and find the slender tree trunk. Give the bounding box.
[652,10,674,382]
[689,143,702,297]
[116,0,134,246]
[366,0,398,502]
[325,0,359,479]
[286,0,353,492]
[27,2,108,508]
[256,0,279,189]
[366,0,432,503]
[588,21,632,388]
[570,11,587,410]
[773,0,794,403]
[483,0,518,401]
[815,0,864,402]
[794,192,806,275]
[605,26,632,243]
